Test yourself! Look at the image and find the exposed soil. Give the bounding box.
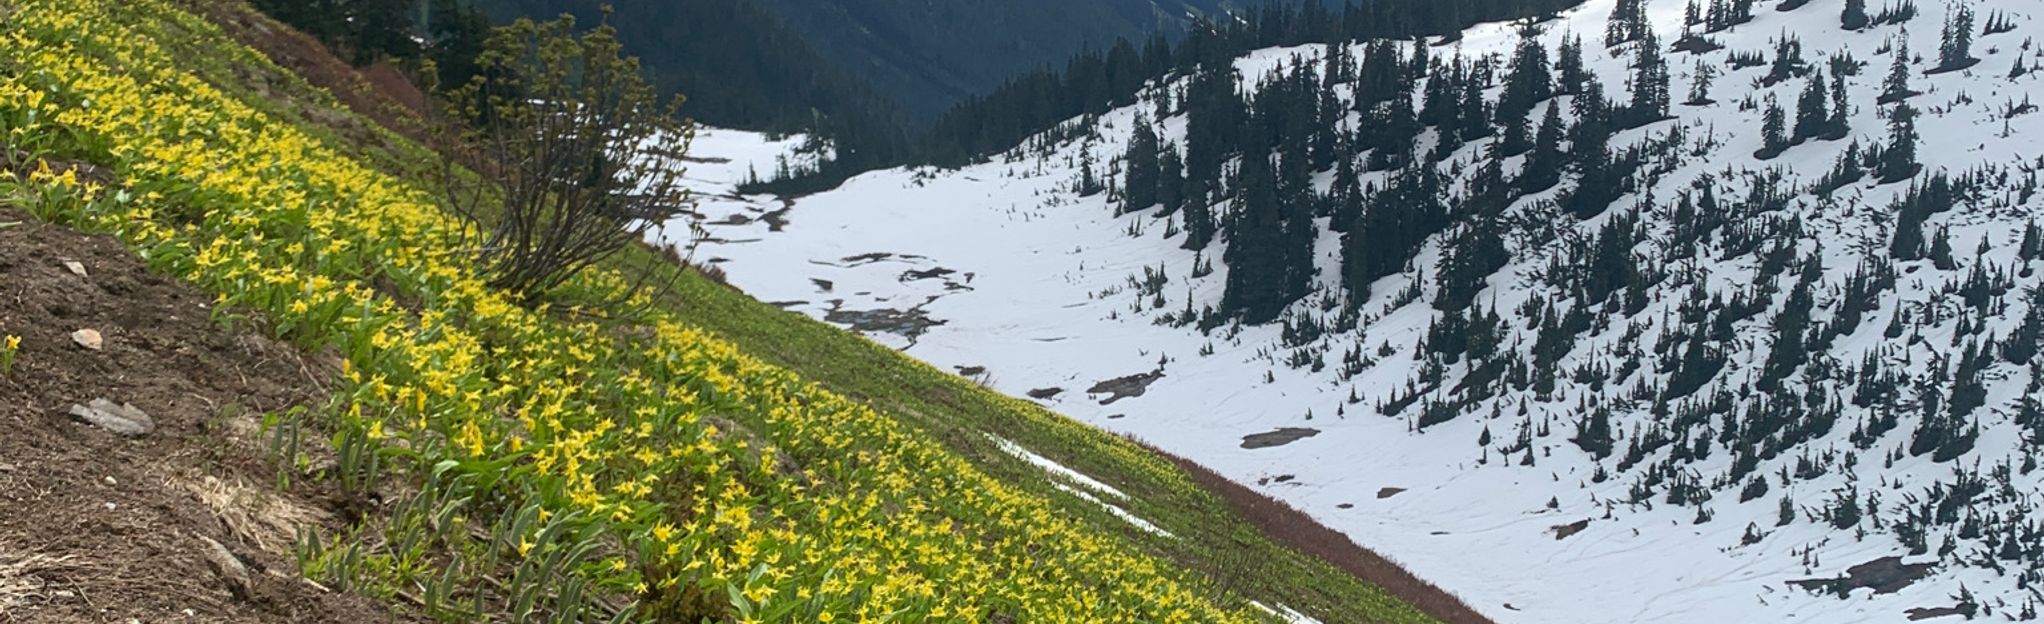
[1904,605,1971,621]
[1550,519,1591,541]
[1084,369,1164,405]
[1239,427,1321,449]
[760,200,793,232]
[824,302,946,346]
[0,208,413,623]
[837,252,927,266]
[1130,438,1496,624]
[900,267,956,282]
[1788,555,1938,596]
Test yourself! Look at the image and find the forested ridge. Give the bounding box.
[1038,0,2044,609]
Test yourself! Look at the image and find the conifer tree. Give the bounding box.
[1223,150,1282,320]
[1342,164,1447,308]
[1878,100,1921,182]
[1705,0,1730,32]
[1498,24,1554,122]
[1606,0,1648,46]
[1928,227,1956,270]
[1500,107,1534,156]
[1793,72,1829,141]
[1122,115,1161,212]
[2004,285,2043,365]
[1277,151,1318,303]
[1686,60,1718,106]
[1628,26,1671,125]
[1760,254,1820,389]
[1459,79,1492,142]
[2020,221,2042,263]
[1881,38,1915,103]
[1936,3,1976,72]
[1557,35,1589,95]
[1372,84,1421,170]
[1757,96,1790,159]
[1520,100,1566,193]
[1574,407,1615,458]
[1841,0,1869,30]
[1182,189,1216,251]
[1825,71,1851,139]
[1222,146,1314,323]
[1888,174,1952,259]
[1324,153,1357,228]
[1078,145,1103,195]
[1158,142,1185,214]
[1566,81,1619,218]
[1436,209,1507,311]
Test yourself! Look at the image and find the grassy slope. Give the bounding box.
[652,263,1432,623]
[162,4,1433,620]
[6,0,1434,621]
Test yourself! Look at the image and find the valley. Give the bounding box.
[678,0,2044,620]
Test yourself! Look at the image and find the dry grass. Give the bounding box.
[169,472,331,554]
[0,549,79,612]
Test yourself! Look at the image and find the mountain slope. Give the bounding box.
[747,0,1253,120]
[685,0,2044,622]
[474,0,907,135]
[1,0,1474,622]
[482,0,1275,125]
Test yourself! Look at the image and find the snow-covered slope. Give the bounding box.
[670,2,2044,621]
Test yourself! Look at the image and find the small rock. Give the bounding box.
[0,462,16,472]
[62,259,87,277]
[197,536,254,600]
[67,398,155,436]
[103,476,117,486]
[71,328,103,350]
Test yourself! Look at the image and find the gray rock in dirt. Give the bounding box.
[70,328,103,350]
[67,399,155,436]
[197,535,254,600]
[62,259,87,278]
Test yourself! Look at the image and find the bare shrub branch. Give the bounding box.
[443,10,694,303]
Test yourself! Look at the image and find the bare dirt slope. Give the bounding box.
[0,205,410,623]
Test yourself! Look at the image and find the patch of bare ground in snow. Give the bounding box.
[0,207,416,623]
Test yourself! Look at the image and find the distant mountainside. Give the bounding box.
[478,0,1272,127]
[747,0,1255,120]
[473,0,908,140]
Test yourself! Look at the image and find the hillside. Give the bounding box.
[471,0,907,137]
[742,0,1252,120]
[482,0,1265,123]
[685,0,2044,622]
[0,0,1457,623]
